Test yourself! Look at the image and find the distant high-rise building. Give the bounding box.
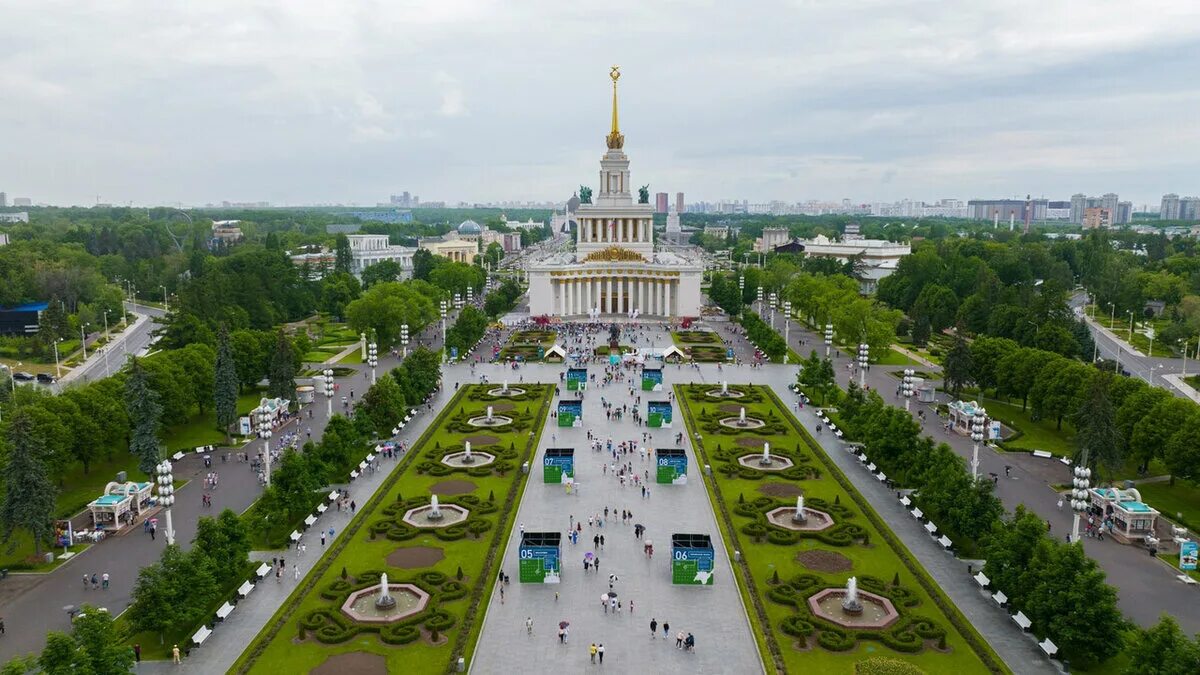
[655,192,669,213]
[1083,207,1113,229]
[0,192,7,207]
[1117,202,1133,225]
[1161,194,1182,220]
[967,199,1048,223]
[675,192,684,213]
[1070,192,1129,224]
[389,192,419,208]
[1070,193,1087,224]
[12,197,31,207]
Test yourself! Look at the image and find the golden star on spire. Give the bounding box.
[606,65,624,150]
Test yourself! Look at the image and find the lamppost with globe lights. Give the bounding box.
[971,406,987,479]
[824,323,833,358]
[783,300,792,362]
[902,368,915,411]
[401,324,410,359]
[156,460,176,545]
[323,369,335,417]
[367,341,378,384]
[857,342,869,388]
[257,409,273,487]
[738,275,745,306]
[466,286,474,306]
[454,292,463,310]
[756,286,764,314]
[1070,451,1092,543]
[768,292,778,329]
[439,300,449,361]
[80,323,90,360]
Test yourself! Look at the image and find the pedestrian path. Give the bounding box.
[471,361,762,674]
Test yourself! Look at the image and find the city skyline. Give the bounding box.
[2,2,1200,207]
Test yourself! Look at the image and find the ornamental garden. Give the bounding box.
[498,330,558,362]
[233,384,552,674]
[672,329,728,362]
[675,384,1006,674]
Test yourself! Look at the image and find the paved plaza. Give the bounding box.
[470,359,762,673]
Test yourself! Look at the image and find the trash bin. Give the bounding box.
[457,657,465,672]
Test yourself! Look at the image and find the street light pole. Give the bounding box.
[102,311,111,376]
[783,300,792,363]
[323,369,334,417]
[970,406,987,480]
[857,342,869,389]
[1070,450,1092,543]
[156,460,176,546]
[368,342,378,384]
[53,339,63,379]
[159,285,168,311]
[401,324,410,359]
[258,409,273,487]
[824,323,833,358]
[80,323,89,360]
[440,300,448,362]
[902,369,914,411]
[768,292,777,329]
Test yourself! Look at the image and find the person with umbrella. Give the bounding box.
[558,620,569,644]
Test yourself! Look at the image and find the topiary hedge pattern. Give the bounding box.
[369,495,498,542]
[734,495,865,547]
[298,570,462,646]
[415,442,520,477]
[766,573,944,655]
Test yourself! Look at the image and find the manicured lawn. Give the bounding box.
[981,398,1077,458]
[874,348,922,367]
[0,530,89,571]
[676,384,1006,674]
[336,349,363,364]
[232,384,553,674]
[1138,481,1200,532]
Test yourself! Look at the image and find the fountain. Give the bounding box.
[722,381,728,395]
[402,494,470,528]
[441,441,495,468]
[375,572,397,610]
[468,404,514,427]
[706,380,744,398]
[793,495,807,523]
[487,380,525,397]
[486,406,494,422]
[739,408,747,426]
[760,442,773,466]
[502,380,509,393]
[462,441,474,464]
[842,577,863,616]
[427,495,444,521]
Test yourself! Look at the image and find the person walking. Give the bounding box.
[526,617,533,635]
[597,644,604,664]
[172,644,181,664]
[676,631,685,649]
[650,618,658,639]
[132,643,140,662]
[663,620,670,639]
[589,643,597,663]
[101,572,109,590]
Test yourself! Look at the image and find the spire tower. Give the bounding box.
[606,65,624,150]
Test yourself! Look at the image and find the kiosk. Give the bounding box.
[519,532,562,583]
[566,368,588,391]
[558,400,583,427]
[671,533,715,585]
[656,448,688,484]
[648,400,673,428]
[641,365,663,391]
[544,448,575,482]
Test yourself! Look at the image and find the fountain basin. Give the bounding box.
[766,506,834,531]
[706,389,745,398]
[719,416,766,430]
[402,504,470,528]
[737,454,794,471]
[441,451,496,468]
[467,414,514,428]
[341,583,430,623]
[487,387,526,397]
[807,588,899,629]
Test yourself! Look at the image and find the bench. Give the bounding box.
[171,451,185,461]
[255,563,270,579]
[938,535,952,549]
[924,521,938,535]
[316,503,327,514]
[1179,574,1198,585]
[237,580,254,598]
[1031,450,1053,459]
[1038,638,1058,656]
[866,463,877,472]
[290,530,302,542]
[215,602,234,621]
[974,572,990,588]
[328,490,339,501]
[350,470,359,480]
[992,590,1007,606]
[303,514,317,527]
[911,508,923,520]
[899,496,911,507]
[876,472,887,482]
[192,625,212,646]
[1012,611,1031,631]
[1059,456,1072,466]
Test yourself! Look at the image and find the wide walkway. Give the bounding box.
[471,354,762,673]
[742,311,1200,634]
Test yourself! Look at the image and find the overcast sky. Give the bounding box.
[2,0,1199,208]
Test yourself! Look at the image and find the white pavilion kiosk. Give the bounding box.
[87,481,154,531]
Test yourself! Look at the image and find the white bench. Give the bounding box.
[316,503,327,514]
[171,451,185,461]
[876,472,887,482]
[255,563,270,579]
[1059,457,1072,466]
[350,470,359,480]
[290,530,302,542]
[938,535,952,549]
[1178,574,1198,585]
[358,460,368,470]
[974,572,990,588]
[366,454,376,463]
[911,508,923,520]
[1031,450,1053,459]
[237,580,254,598]
[924,521,938,535]
[867,463,877,472]
[1038,638,1058,656]
[992,590,1007,606]
[1013,611,1032,631]
[215,602,234,621]
[192,625,212,646]
[899,496,911,507]
[835,429,844,438]
[328,490,339,502]
[304,515,317,527]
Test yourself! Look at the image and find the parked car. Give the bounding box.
[12,371,35,381]
[36,373,56,384]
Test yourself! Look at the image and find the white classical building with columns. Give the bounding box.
[527,67,703,319]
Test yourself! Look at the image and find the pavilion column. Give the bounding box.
[572,279,579,315]
[617,276,624,315]
[660,280,667,317]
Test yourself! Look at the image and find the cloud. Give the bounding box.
[0,0,1199,206]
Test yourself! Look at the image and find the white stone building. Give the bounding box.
[527,68,703,319]
[346,234,415,279]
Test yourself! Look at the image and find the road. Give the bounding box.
[1069,292,1193,398]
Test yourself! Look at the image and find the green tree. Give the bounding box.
[128,545,218,643]
[319,272,361,321]
[268,329,297,403]
[356,375,407,437]
[344,282,436,348]
[911,283,959,332]
[1074,373,1122,477]
[1115,386,1171,450]
[173,343,216,415]
[43,605,135,675]
[910,313,931,347]
[1123,614,1200,675]
[125,357,164,475]
[983,505,1049,607]
[334,233,352,275]
[1021,540,1123,668]
[360,260,404,288]
[411,248,438,281]
[1031,360,1093,430]
[797,350,836,405]
[0,409,58,555]
[1130,398,1194,474]
[998,348,1061,411]
[1165,412,1200,483]
[214,324,239,443]
[969,336,1018,395]
[942,331,972,398]
[230,329,271,391]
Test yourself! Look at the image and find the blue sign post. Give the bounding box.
[656,448,687,484]
[642,366,663,391]
[647,400,673,428]
[519,532,562,583]
[671,533,715,585]
[558,400,583,427]
[544,448,575,482]
[566,368,588,391]
[1182,540,1198,572]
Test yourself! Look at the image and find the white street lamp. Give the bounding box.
[970,406,987,479]
[80,323,90,360]
[367,341,378,384]
[53,339,63,380]
[401,324,410,359]
[257,409,273,487]
[1070,452,1092,543]
[156,460,176,546]
[439,300,448,362]
[454,292,463,310]
[857,342,869,388]
[102,310,111,376]
[756,286,764,314]
[769,292,778,329]
[902,368,914,411]
[824,323,834,358]
[323,368,335,417]
[783,300,792,363]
